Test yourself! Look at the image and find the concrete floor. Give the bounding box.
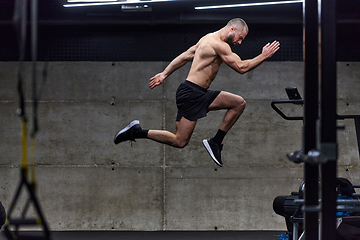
[0,231,288,240]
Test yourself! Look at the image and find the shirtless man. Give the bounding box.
[114,18,280,167]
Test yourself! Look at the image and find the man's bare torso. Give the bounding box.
[186,32,224,89]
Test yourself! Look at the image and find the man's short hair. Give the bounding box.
[227,18,249,34]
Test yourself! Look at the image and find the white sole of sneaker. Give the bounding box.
[115,120,140,141]
[202,139,222,167]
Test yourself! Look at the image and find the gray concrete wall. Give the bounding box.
[0,61,359,231]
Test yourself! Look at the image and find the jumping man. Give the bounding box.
[114,18,280,167]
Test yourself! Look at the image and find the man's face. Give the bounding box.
[226,27,247,46]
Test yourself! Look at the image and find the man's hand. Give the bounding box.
[261,41,280,59]
[149,73,166,89]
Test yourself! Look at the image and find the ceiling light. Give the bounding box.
[121,4,152,11]
[64,0,173,8]
[195,0,303,10]
[67,0,118,2]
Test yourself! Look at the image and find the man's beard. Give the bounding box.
[226,34,235,46]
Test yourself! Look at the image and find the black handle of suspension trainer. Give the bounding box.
[271,100,304,121]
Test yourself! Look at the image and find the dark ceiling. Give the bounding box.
[0,0,359,25]
[0,0,359,61]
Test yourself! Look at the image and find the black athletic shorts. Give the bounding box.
[175,80,221,122]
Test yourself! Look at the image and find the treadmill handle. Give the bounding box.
[271,99,304,121]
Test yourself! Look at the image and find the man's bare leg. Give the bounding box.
[147,117,197,148]
[203,91,246,167]
[208,91,246,132]
[114,117,197,148]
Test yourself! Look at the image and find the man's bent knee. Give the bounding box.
[235,97,246,113]
[241,99,246,110]
[173,139,189,148]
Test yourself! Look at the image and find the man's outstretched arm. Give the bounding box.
[149,45,197,89]
[217,40,280,75]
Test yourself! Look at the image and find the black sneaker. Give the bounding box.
[114,120,141,144]
[202,138,223,167]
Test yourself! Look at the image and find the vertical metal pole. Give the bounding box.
[31,0,38,137]
[303,0,319,239]
[319,0,337,239]
[355,117,360,158]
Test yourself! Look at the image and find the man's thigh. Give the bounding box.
[175,117,197,143]
[207,91,245,111]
